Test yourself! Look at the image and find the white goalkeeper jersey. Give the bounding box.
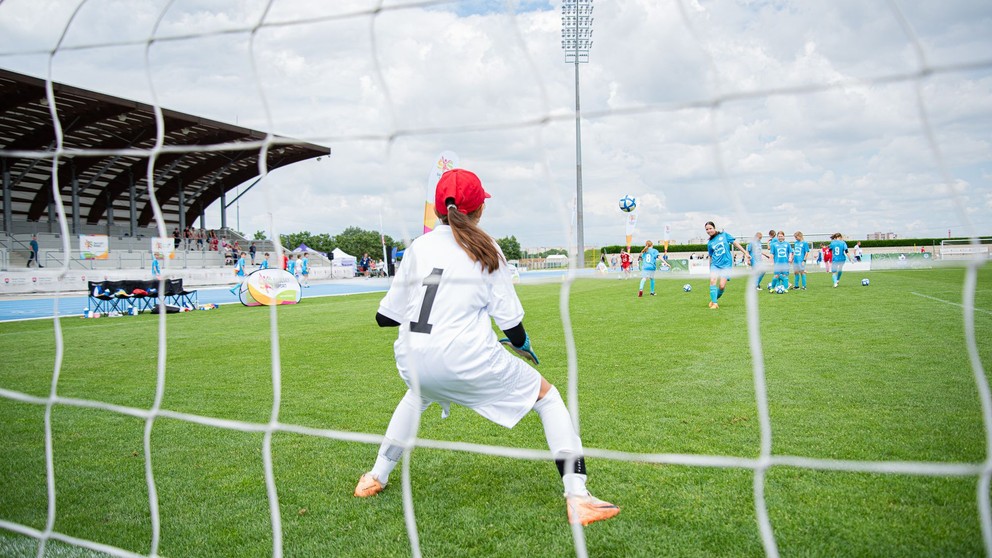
[377,225,540,428]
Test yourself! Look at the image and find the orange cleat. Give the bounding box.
[566,493,620,526]
[354,473,384,498]
[708,302,719,309]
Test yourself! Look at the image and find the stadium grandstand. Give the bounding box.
[0,68,330,288]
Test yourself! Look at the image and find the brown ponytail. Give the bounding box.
[439,200,503,273]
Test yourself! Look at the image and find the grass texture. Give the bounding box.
[1,265,990,557]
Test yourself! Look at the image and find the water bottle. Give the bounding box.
[83,308,90,318]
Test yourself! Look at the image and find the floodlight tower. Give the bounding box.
[561,0,593,266]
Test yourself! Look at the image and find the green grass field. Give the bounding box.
[1,266,991,557]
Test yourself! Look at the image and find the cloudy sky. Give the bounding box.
[1,0,990,250]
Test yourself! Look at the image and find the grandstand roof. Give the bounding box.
[0,68,329,231]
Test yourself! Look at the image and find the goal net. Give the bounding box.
[0,1,990,557]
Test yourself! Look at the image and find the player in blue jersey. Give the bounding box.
[765,229,780,291]
[260,253,270,269]
[770,230,793,292]
[230,251,247,295]
[747,231,769,290]
[151,253,162,279]
[705,221,750,309]
[300,252,310,287]
[791,231,810,290]
[287,255,296,277]
[637,240,661,297]
[829,232,849,287]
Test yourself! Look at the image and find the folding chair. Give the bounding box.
[162,279,197,308]
[87,281,119,314]
[177,281,198,308]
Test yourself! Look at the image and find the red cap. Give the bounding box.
[435,169,491,216]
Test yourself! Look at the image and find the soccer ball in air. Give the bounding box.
[619,195,637,213]
[775,284,786,294]
[683,284,692,292]
[862,278,870,286]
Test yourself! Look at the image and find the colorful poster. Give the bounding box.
[151,237,176,260]
[424,151,458,234]
[79,235,109,260]
[240,268,302,306]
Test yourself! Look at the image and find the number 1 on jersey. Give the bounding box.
[410,268,443,334]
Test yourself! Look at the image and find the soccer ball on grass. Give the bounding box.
[619,195,637,213]
[775,284,786,294]
[683,284,692,292]
[861,278,870,286]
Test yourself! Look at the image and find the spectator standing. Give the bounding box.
[854,242,863,262]
[249,242,257,265]
[359,253,372,278]
[27,234,42,267]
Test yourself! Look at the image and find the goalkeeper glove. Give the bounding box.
[499,333,539,365]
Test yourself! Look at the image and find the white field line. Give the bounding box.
[911,292,992,316]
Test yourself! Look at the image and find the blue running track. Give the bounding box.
[0,279,391,323]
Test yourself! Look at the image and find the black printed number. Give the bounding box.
[410,268,443,334]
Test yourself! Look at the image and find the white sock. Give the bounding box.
[370,390,428,484]
[533,386,588,495]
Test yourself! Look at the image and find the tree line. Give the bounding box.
[255,228,564,263]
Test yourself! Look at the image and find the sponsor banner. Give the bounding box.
[151,237,177,260]
[659,258,689,273]
[79,235,109,260]
[240,268,302,306]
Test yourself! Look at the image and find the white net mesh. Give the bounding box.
[1,1,990,557]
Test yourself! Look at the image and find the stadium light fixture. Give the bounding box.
[561,0,593,265]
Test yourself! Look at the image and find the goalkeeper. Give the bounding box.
[355,169,619,527]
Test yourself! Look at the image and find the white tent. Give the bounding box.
[331,247,357,278]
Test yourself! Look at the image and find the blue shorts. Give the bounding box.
[793,262,806,272]
[641,269,656,279]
